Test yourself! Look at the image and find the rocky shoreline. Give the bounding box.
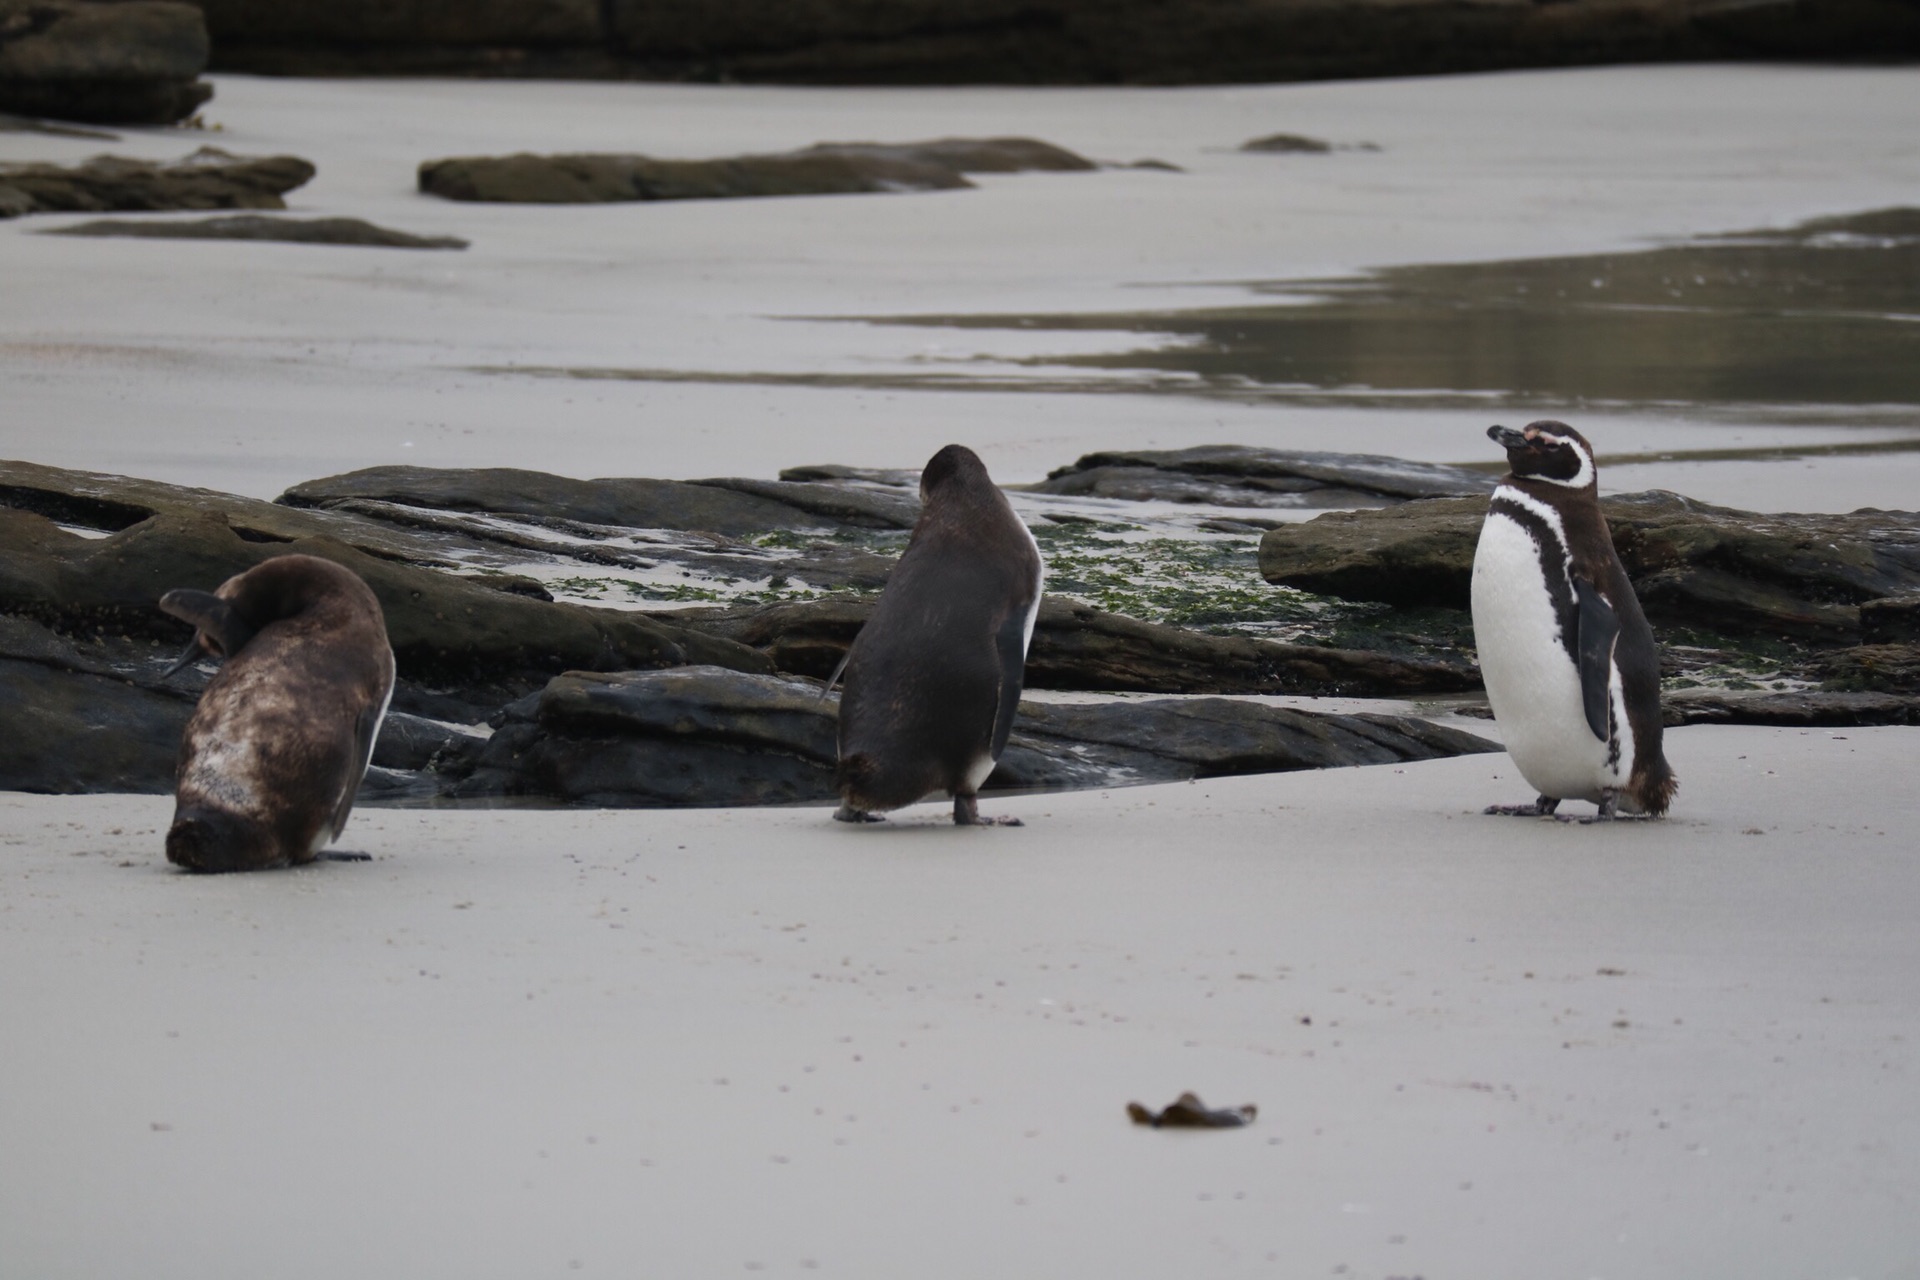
[4,452,1915,806]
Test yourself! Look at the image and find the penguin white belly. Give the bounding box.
[1471,511,1623,803]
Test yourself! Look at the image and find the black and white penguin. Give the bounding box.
[158,554,396,871]
[1470,421,1676,820]
[833,444,1044,826]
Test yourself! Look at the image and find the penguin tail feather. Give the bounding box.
[1630,758,1678,818]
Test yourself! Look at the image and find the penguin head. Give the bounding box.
[919,443,992,501]
[157,554,370,679]
[1488,420,1596,490]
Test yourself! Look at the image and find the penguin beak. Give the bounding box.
[160,637,208,680]
[1487,425,1534,451]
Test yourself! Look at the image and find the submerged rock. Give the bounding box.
[1037,446,1496,508]
[0,147,314,219]
[0,0,210,125]
[418,137,1095,204]
[42,214,468,249]
[457,665,1496,807]
[1261,491,1920,640]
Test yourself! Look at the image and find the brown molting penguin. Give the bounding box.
[1470,421,1676,820]
[834,444,1043,826]
[159,554,395,871]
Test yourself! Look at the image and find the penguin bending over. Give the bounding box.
[1470,421,1676,820]
[834,444,1043,826]
[159,554,395,871]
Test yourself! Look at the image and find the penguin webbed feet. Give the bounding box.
[953,794,1022,827]
[834,804,886,824]
[1576,790,1620,825]
[1485,795,1563,819]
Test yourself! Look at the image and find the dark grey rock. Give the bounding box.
[1862,594,1920,644]
[1240,133,1332,154]
[417,137,1094,204]
[670,594,1482,697]
[1811,644,1920,695]
[0,0,210,125]
[0,613,193,794]
[1261,491,1920,640]
[1037,446,1497,508]
[190,0,601,46]
[455,665,1498,808]
[0,147,313,219]
[0,462,770,695]
[280,464,885,536]
[690,477,919,530]
[777,464,920,489]
[996,697,1497,786]
[174,0,1920,85]
[1664,688,1920,728]
[42,214,468,249]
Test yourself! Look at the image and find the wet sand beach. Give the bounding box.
[4,63,1919,1278]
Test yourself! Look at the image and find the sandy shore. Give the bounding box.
[2,724,1915,1278]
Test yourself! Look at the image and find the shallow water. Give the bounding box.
[864,208,1920,420]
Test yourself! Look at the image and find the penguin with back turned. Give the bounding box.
[1470,421,1675,820]
[159,553,396,871]
[833,444,1044,826]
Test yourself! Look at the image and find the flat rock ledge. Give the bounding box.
[670,595,1482,698]
[454,666,1499,807]
[280,464,921,534]
[418,137,1095,204]
[1260,491,1920,641]
[0,0,210,125]
[1035,446,1496,509]
[0,147,314,218]
[41,214,468,249]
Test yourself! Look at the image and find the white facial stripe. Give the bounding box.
[1492,484,1570,551]
[1531,437,1595,490]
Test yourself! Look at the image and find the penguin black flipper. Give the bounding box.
[1574,577,1621,743]
[989,608,1029,762]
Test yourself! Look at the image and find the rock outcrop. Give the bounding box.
[456,665,1498,807]
[280,464,918,534]
[1037,445,1495,509]
[1261,491,1920,640]
[670,595,1482,697]
[417,138,1095,204]
[0,0,210,124]
[0,461,770,715]
[42,214,468,249]
[0,148,313,219]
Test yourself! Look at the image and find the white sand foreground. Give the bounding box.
[2,724,1915,1278]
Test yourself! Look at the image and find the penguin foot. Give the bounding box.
[834,804,885,824]
[953,795,1023,827]
[1484,795,1561,818]
[319,850,372,862]
[1577,791,1620,825]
